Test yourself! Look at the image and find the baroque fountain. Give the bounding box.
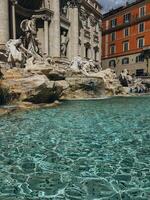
[0,16,150,200]
[0,17,124,108]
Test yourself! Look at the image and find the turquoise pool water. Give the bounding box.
[0,97,150,200]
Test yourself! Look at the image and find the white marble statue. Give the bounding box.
[70,56,82,71]
[119,69,133,87]
[5,17,42,68]
[70,56,99,76]
[60,31,69,57]
[6,39,24,67]
[20,17,39,58]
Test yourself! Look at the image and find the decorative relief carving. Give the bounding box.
[84,30,90,38]
[93,35,99,43]
[32,14,51,21]
[67,0,82,8]
[89,16,97,27]
[79,9,88,21]
[79,9,89,28]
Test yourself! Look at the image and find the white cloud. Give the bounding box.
[99,0,133,12]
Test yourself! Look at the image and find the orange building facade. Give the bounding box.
[102,0,150,76]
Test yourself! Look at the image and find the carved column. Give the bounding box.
[0,0,9,48]
[68,1,80,59]
[72,7,79,57]
[90,17,94,60]
[99,19,102,65]
[11,0,17,39]
[50,0,60,57]
[42,15,51,55]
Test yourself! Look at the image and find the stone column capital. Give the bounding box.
[42,15,51,21]
[67,0,82,8]
[10,0,18,5]
[32,14,51,22]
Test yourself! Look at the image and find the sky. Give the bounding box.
[100,0,134,12]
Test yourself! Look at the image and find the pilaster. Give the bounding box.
[68,1,80,60]
[42,15,51,55]
[0,0,9,48]
[11,0,17,39]
[50,0,60,58]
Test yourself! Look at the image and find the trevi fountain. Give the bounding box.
[0,0,150,199]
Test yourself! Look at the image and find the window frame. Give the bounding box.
[123,13,131,23]
[109,60,116,68]
[122,57,129,65]
[137,37,144,48]
[139,6,146,17]
[136,54,145,63]
[111,32,116,41]
[110,44,116,54]
[124,27,130,37]
[138,22,145,33]
[123,41,129,52]
[110,18,117,28]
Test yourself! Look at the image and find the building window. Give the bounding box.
[110,44,116,54]
[138,22,144,32]
[94,47,99,61]
[136,69,144,76]
[122,57,129,65]
[123,41,129,52]
[124,27,129,37]
[109,60,116,68]
[137,37,144,48]
[139,6,145,17]
[111,32,116,41]
[85,47,91,58]
[136,54,144,62]
[123,13,131,23]
[110,18,117,28]
[84,42,91,59]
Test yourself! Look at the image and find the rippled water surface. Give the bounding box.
[0,97,150,200]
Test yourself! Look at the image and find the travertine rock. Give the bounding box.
[62,68,124,99]
[1,68,66,104]
[0,64,125,105]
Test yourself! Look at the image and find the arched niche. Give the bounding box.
[18,0,43,10]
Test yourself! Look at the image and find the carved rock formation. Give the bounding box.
[61,68,124,99]
[0,61,125,105]
[1,68,68,104]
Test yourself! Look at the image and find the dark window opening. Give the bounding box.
[122,57,129,65]
[123,13,131,23]
[85,47,89,58]
[136,55,144,63]
[136,69,144,76]
[109,60,116,68]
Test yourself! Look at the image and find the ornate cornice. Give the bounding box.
[67,0,82,8]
